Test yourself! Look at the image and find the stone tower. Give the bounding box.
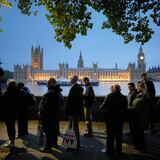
[31,45,43,71]
[77,51,84,68]
[137,46,146,79]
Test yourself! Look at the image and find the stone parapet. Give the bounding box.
[26,96,160,122]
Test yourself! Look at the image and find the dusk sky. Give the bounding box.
[0,4,160,71]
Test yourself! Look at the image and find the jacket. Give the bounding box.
[102,91,128,124]
[65,83,84,117]
[83,83,95,107]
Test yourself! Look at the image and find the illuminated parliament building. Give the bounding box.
[14,46,146,82]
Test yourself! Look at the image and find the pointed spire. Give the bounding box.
[31,45,33,52]
[139,45,144,54]
[36,40,38,47]
[115,62,118,69]
[66,62,69,69]
[77,50,84,68]
[79,50,83,60]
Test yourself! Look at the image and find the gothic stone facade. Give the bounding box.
[14,46,146,82]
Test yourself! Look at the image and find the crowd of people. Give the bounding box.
[0,72,158,157]
[0,81,36,147]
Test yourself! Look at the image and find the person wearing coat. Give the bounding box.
[83,77,95,136]
[2,81,20,147]
[65,75,84,150]
[17,82,36,137]
[101,84,128,156]
[127,82,138,136]
[100,85,114,133]
[141,73,156,133]
[38,78,61,152]
[131,81,150,150]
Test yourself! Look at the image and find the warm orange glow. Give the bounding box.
[29,71,130,82]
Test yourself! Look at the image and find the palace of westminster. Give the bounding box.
[14,46,148,82]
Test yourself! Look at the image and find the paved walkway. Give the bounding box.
[0,121,160,160]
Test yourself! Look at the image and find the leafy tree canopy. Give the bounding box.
[0,0,160,48]
[0,0,12,7]
[4,70,14,80]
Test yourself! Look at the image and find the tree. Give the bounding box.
[0,0,12,32]
[0,0,160,48]
[4,70,14,80]
[0,0,12,7]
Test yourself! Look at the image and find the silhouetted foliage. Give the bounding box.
[1,0,160,48]
[4,70,14,80]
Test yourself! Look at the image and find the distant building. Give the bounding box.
[31,46,43,71]
[147,66,160,81]
[77,51,84,68]
[14,45,146,82]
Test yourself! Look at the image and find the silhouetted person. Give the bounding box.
[0,86,3,121]
[131,81,150,150]
[0,66,5,122]
[65,75,84,150]
[83,77,95,136]
[141,73,156,133]
[2,81,20,147]
[38,78,61,152]
[100,85,114,133]
[101,84,128,156]
[17,82,36,137]
[0,87,2,96]
[55,84,63,135]
[127,82,138,136]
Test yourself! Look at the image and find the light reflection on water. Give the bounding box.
[26,81,160,96]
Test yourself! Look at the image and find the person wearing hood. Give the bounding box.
[38,78,62,152]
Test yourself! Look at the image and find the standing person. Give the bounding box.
[127,82,138,136]
[127,83,138,108]
[100,85,114,133]
[0,85,3,121]
[141,73,156,133]
[55,84,63,135]
[2,81,20,147]
[131,81,150,150]
[101,84,128,156]
[38,78,61,152]
[17,82,36,137]
[17,82,28,137]
[83,77,95,137]
[65,75,84,150]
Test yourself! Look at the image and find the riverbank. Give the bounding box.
[0,121,160,160]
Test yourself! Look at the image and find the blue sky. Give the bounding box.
[0,4,160,71]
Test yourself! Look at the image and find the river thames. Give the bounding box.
[26,81,160,96]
